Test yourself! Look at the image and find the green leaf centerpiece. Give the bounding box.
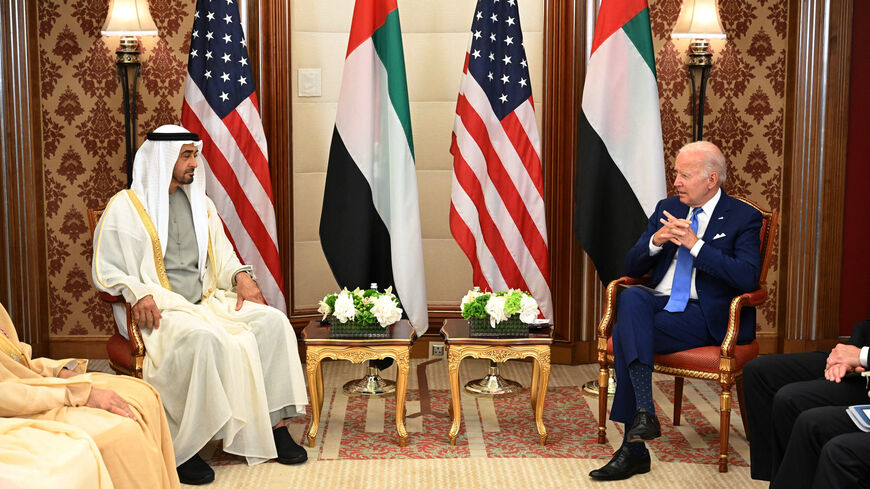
[460,288,539,337]
[318,287,403,338]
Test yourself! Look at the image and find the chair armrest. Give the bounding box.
[98,291,125,304]
[596,276,651,339]
[98,291,146,358]
[721,288,767,357]
[124,303,146,357]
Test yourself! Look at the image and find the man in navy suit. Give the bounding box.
[744,315,870,488]
[590,141,763,481]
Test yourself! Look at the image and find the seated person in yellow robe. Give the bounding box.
[0,417,114,489]
[0,302,179,489]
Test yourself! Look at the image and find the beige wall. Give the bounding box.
[290,0,545,309]
[36,0,785,341]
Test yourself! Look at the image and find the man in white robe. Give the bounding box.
[92,124,309,485]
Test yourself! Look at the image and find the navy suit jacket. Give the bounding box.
[623,192,763,345]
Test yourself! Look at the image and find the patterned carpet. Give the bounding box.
[91,357,765,487]
[184,358,766,488]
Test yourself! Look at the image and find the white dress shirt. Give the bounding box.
[650,188,722,299]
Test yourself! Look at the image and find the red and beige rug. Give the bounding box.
[194,358,764,488]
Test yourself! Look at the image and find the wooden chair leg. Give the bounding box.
[597,365,609,443]
[719,384,733,473]
[673,377,684,426]
[735,376,749,441]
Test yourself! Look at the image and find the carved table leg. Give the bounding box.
[448,347,463,445]
[530,359,540,411]
[534,353,550,446]
[316,360,324,405]
[306,350,322,447]
[395,349,410,447]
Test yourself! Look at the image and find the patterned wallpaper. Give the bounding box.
[649,0,786,335]
[38,0,194,336]
[36,0,785,338]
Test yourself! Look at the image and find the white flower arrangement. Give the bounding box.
[460,288,540,327]
[318,286,403,328]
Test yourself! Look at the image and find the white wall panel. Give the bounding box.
[291,0,544,309]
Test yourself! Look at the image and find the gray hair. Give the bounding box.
[677,141,727,185]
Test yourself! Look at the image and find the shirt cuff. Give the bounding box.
[861,346,869,369]
[232,266,254,287]
[648,235,663,255]
[689,239,705,257]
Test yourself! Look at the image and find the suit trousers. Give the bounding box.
[610,287,712,424]
[772,406,870,489]
[743,351,868,481]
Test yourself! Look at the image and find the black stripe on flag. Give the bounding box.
[320,127,399,295]
[574,112,649,284]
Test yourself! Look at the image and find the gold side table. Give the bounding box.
[301,320,416,447]
[441,319,553,446]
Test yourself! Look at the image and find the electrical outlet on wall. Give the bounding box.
[297,68,322,97]
[430,343,445,357]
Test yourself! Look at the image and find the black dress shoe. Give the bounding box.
[589,447,651,481]
[273,427,308,465]
[626,408,661,443]
[177,454,215,485]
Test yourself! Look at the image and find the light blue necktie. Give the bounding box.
[664,207,702,313]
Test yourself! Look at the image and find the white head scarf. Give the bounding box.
[130,124,209,276]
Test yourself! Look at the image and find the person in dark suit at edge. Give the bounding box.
[590,140,763,481]
[745,314,870,488]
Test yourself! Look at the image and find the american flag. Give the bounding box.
[449,0,553,320]
[181,0,286,312]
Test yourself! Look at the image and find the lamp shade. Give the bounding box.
[101,0,158,37]
[671,0,726,39]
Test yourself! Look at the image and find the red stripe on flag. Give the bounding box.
[346,0,398,57]
[450,1,552,319]
[181,101,284,289]
[450,133,530,291]
[222,106,274,201]
[455,95,550,283]
[590,0,648,55]
[449,202,490,290]
[500,111,545,199]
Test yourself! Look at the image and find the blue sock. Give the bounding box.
[628,360,655,414]
[621,428,648,455]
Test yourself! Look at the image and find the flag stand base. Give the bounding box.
[342,363,396,396]
[582,368,617,397]
[464,360,522,397]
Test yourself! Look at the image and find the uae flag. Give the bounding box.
[574,0,667,284]
[319,0,428,334]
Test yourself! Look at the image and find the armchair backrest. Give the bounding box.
[732,196,778,286]
[87,208,103,239]
[87,206,146,377]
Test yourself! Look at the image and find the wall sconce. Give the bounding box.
[672,0,726,141]
[101,0,158,187]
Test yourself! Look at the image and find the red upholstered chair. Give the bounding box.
[87,208,145,378]
[595,196,777,473]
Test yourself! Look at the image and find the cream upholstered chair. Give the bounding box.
[87,207,145,378]
[594,196,778,472]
